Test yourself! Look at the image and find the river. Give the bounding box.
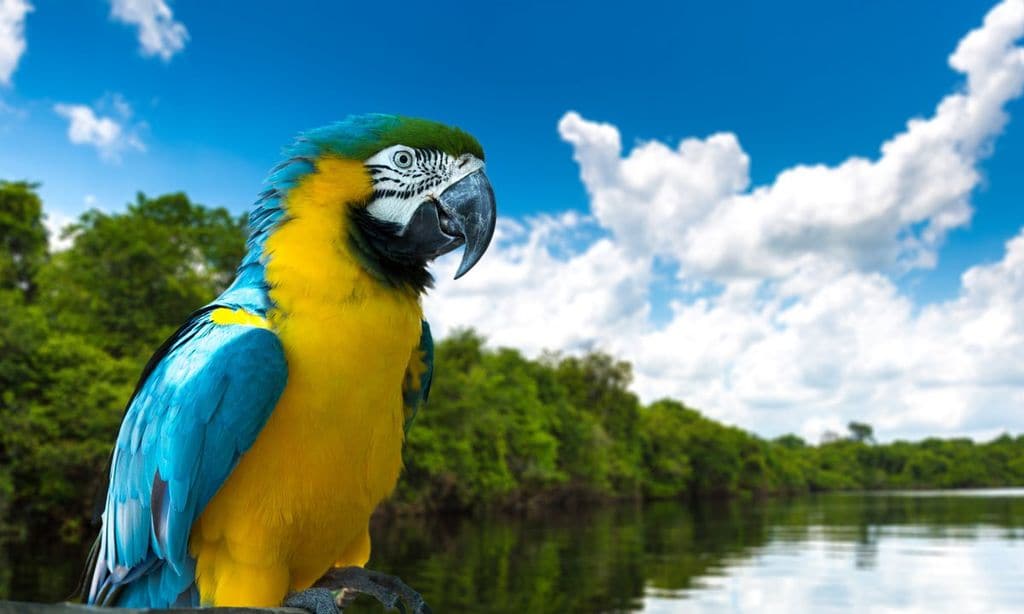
[3,489,1023,612]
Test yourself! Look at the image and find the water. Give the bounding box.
[3,490,1023,612]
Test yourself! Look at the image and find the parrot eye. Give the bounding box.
[393,150,414,169]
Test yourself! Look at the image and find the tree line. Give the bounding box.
[1,181,1022,549]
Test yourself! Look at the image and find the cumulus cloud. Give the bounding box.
[428,213,651,354]
[427,0,1024,441]
[109,0,187,61]
[561,0,1024,280]
[53,97,145,162]
[624,243,1024,441]
[0,0,31,85]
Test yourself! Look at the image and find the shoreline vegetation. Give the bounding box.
[2,184,1024,552]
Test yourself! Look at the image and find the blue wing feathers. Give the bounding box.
[402,320,434,432]
[88,307,287,607]
[419,321,434,404]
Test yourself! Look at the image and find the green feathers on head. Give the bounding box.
[293,114,485,162]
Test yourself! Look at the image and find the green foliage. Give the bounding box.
[393,339,1024,508]
[848,421,875,444]
[0,186,245,544]
[35,192,246,357]
[2,333,135,538]
[1,179,1023,555]
[552,353,643,497]
[0,181,48,299]
[400,332,565,511]
[639,400,694,498]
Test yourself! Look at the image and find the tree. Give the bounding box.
[0,181,48,300]
[640,400,694,498]
[848,422,875,444]
[555,353,644,496]
[773,434,808,450]
[36,192,247,357]
[0,190,247,542]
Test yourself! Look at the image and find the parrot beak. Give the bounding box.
[397,169,497,278]
[437,169,497,278]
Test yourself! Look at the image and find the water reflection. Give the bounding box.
[350,492,1024,613]
[3,490,1023,612]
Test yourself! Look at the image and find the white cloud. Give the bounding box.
[427,0,1024,441]
[54,100,145,162]
[44,209,75,252]
[624,243,1024,441]
[109,0,187,61]
[0,0,31,85]
[427,213,651,354]
[561,0,1024,281]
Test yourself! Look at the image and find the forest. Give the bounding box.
[2,180,1023,552]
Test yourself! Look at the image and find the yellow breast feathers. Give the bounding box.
[189,157,423,607]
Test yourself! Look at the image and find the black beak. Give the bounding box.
[398,169,497,279]
[437,169,497,278]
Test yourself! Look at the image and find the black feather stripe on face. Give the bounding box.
[347,146,471,292]
[367,147,455,201]
[347,206,434,294]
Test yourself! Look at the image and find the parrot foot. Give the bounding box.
[284,587,340,614]
[313,566,432,614]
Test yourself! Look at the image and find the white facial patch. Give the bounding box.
[364,145,485,227]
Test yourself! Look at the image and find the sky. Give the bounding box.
[2,0,1024,442]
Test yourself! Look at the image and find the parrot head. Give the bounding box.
[264,114,496,289]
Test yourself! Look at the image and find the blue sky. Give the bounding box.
[3,0,1024,440]
[3,1,1020,287]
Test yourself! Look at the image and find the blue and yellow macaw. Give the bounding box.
[84,115,496,612]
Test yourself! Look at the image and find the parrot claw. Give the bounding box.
[313,566,431,614]
[284,587,340,614]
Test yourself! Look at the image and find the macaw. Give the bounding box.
[83,114,496,612]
